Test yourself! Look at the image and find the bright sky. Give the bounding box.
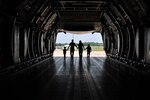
[56,32,103,43]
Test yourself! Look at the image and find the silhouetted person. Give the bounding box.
[68,39,78,57]
[78,40,85,58]
[63,47,67,58]
[86,44,92,57]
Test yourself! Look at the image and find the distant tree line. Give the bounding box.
[56,42,103,46]
[83,42,103,46]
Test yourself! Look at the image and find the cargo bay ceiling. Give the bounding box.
[54,0,109,32]
[0,0,150,71]
[53,0,150,33]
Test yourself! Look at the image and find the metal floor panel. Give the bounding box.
[0,57,149,100]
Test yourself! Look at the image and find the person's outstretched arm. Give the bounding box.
[75,44,78,49]
[67,44,70,50]
[83,45,86,50]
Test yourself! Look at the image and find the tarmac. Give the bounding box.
[54,49,106,57]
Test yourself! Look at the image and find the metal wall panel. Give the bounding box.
[144,28,150,63]
[12,25,20,63]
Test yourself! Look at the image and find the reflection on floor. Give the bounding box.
[0,57,149,100]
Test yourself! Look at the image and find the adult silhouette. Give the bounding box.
[78,40,85,58]
[67,39,78,57]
